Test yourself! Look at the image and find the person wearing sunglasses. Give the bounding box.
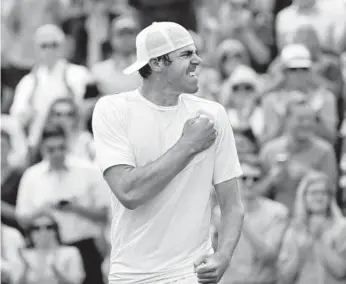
[16,125,110,284]
[215,163,289,284]
[221,65,264,142]
[262,44,338,145]
[10,24,92,148]
[14,215,84,284]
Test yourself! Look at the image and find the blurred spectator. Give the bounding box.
[259,100,338,211]
[234,130,260,166]
[215,39,251,98]
[218,0,272,73]
[16,125,110,284]
[217,162,289,284]
[1,224,25,284]
[276,0,346,54]
[30,97,95,164]
[278,171,346,284]
[1,0,64,97]
[10,24,92,149]
[221,65,264,140]
[195,66,220,101]
[128,0,197,31]
[1,128,26,231]
[91,15,142,95]
[15,215,85,284]
[262,44,338,144]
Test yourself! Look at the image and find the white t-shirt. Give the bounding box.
[92,90,243,284]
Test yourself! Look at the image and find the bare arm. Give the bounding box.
[214,177,244,263]
[103,116,216,210]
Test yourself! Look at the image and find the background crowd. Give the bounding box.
[1,0,346,283]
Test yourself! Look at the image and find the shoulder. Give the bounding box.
[310,137,334,152]
[181,94,226,120]
[259,197,289,218]
[66,63,92,82]
[15,73,35,89]
[67,63,90,74]
[277,5,296,20]
[91,59,111,73]
[22,161,48,179]
[261,136,286,154]
[57,246,82,261]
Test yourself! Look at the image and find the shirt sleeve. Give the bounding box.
[15,169,37,218]
[212,105,243,185]
[92,97,136,173]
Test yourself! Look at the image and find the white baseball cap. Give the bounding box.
[281,44,312,69]
[123,22,194,75]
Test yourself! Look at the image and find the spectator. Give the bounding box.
[1,129,25,231]
[218,0,271,72]
[234,130,260,166]
[218,163,289,284]
[30,97,94,164]
[215,39,251,97]
[262,44,338,144]
[10,24,92,148]
[1,0,64,98]
[220,65,264,140]
[275,0,346,54]
[16,125,110,284]
[91,15,142,95]
[195,66,220,101]
[278,170,346,284]
[259,100,338,211]
[15,215,85,284]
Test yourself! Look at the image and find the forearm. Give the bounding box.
[239,29,271,65]
[216,204,244,262]
[109,140,195,209]
[72,206,108,223]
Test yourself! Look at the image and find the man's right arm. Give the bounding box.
[92,98,216,210]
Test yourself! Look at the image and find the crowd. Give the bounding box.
[1,0,346,284]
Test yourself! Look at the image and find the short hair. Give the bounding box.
[138,54,172,79]
[41,125,66,142]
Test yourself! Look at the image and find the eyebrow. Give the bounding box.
[179,49,197,56]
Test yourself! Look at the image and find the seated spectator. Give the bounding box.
[217,163,289,284]
[1,224,25,284]
[91,15,142,95]
[234,130,260,165]
[218,0,271,72]
[30,97,94,164]
[1,129,25,231]
[10,24,92,147]
[195,66,220,101]
[260,100,338,211]
[16,125,110,284]
[220,65,264,140]
[278,171,346,284]
[14,215,85,284]
[276,0,346,54]
[262,44,338,144]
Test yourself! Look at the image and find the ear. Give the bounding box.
[148,58,165,73]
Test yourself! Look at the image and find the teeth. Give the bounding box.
[188,71,196,76]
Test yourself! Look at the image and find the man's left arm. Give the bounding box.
[194,105,244,283]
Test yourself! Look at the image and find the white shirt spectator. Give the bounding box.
[10,59,91,146]
[92,90,243,283]
[276,1,346,53]
[16,157,110,244]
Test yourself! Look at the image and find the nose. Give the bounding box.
[192,53,202,65]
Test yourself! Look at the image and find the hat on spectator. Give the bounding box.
[240,163,262,177]
[112,16,139,33]
[35,24,65,45]
[281,44,312,69]
[123,22,194,74]
[229,65,259,90]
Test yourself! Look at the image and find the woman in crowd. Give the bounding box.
[278,170,346,284]
[14,214,85,284]
[30,97,94,164]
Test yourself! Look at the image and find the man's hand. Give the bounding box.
[194,253,229,283]
[180,114,217,154]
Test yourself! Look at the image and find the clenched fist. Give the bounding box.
[180,114,217,154]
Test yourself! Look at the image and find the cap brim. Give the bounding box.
[123,61,148,75]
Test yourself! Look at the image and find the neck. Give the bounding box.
[140,80,181,107]
[287,133,310,151]
[49,162,66,171]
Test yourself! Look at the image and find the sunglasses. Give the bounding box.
[52,111,75,117]
[46,144,66,154]
[232,84,255,92]
[30,224,55,231]
[287,67,309,72]
[40,42,60,49]
[241,176,260,182]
